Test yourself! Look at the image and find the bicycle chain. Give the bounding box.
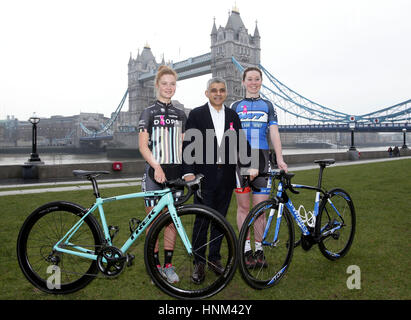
[49,244,137,279]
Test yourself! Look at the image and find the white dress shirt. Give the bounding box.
[208,102,225,146]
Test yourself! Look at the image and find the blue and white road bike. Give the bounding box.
[17,170,238,299]
[238,159,356,289]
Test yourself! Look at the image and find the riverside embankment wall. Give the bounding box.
[1,149,409,181]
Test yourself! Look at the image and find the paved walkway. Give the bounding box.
[1,156,409,197]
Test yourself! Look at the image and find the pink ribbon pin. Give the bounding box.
[229,122,235,131]
[243,105,248,114]
[160,115,165,125]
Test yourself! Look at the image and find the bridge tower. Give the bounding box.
[116,8,261,148]
[127,44,160,124]
[211,7,261,106]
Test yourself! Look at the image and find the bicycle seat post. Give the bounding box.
[88,175,101,198]
[317,164,325,189]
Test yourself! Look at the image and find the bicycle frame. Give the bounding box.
[52,189,193,260]
[262,178,344,245]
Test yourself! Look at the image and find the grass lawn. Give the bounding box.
[1,159,410,300]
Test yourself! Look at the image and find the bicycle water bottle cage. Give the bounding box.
[108,225,119,240]
[129,218,141,234]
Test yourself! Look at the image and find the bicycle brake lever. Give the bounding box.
[196,188,203,200]
[288,183,300,194]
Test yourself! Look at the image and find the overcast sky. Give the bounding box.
[0,0,410,122]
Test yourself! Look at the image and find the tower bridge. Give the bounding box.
[137,53,212,82]
[78,7,410,147]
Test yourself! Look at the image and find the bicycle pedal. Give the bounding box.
[126,253,135,267]
[108,225,119,240]
[129,218,141,234]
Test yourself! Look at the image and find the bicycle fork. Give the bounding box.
[166,195,193,256]
[262,203,283,246]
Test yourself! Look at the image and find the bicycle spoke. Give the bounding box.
[317,189,356,260]
[238,200,294,289]
[17,203,102,294]
[145,206,237,299]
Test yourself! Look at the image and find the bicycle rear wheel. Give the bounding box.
[17,201,103,294]
[238,200,294,289]
[316,188,356,260]
[144,204,238,299]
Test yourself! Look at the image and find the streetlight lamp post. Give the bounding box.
[27,115,43,163]
[347,122,359,160]
[349,122,357,151]
[402,128,408,149]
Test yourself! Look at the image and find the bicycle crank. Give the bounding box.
[96,246,127,277]
[300,234,315,251]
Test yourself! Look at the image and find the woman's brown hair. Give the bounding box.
[242,67,263,81]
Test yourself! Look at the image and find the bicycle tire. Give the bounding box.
[316,188,356,261]
[17,201,104,294]
[144,204,238,299]
[238,199,294,289]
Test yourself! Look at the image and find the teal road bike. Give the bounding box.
[238,159,356,289]
[17,170,238,299]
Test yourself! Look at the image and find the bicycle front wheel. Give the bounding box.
[17,201,104,294]
[316,188,356,260]
[238,200,294,289]
[144,204,238,299]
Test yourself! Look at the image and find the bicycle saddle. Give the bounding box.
[72,170,110,177]
[314,159,335,166]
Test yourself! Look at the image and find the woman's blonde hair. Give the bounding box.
[155,65,178,85]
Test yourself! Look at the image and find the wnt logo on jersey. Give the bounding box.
[238,111,268,122]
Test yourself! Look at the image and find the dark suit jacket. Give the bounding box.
[182,102,252,190]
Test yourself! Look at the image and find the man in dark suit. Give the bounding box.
[182,77,257,284]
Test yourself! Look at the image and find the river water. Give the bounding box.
[0,146,391,166]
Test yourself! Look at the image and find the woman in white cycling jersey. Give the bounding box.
[138,65,187,283]
[231,67,288,269]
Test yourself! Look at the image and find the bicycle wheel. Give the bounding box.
[17,201,104,294]
[316,188,356,261]
[238,199,294,289]
[144,204,238,299]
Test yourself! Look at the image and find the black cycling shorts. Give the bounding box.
[235,149,275,195]
[141,163,182,207]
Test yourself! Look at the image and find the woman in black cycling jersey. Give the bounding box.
[231,67,288,269]
[138,65,187,283]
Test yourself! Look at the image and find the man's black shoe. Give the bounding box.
[208,260,224,276]
[191,263,205,284]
